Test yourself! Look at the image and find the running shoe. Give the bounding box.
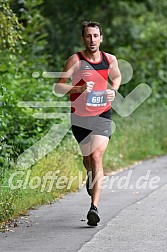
[87,203,100,226]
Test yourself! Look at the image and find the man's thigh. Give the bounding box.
[79,135,109,157]
[90,135,109,156]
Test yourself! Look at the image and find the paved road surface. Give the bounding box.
[0,155,167,252]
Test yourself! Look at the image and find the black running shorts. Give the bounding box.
[71,109,112,144]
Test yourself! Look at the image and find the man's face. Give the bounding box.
[82,26,102,53]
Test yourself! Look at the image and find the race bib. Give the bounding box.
[86,90,107,107]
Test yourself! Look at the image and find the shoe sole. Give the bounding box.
[87,210,100,226]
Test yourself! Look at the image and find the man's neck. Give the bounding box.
[83,50,101,62]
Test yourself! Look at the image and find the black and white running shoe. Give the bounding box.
[87,203,100,226]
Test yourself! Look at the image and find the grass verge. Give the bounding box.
[104,103,167,171]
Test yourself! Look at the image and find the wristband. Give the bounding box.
[111,88,118,96]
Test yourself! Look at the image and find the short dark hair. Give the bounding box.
[81,21,102,37]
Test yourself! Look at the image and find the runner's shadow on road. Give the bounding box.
[74,223,101,229]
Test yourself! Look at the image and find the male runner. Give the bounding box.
[55,21,121,226]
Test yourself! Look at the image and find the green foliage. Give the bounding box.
[0,0,167,225]
[0,0,54,176]
[42,0,104,69]
[91,0,167,101]
[104,104,167,170]
[0,0,23,52]
[42,0,167,102]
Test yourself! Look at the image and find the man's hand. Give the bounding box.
[105,89,116,102]
[81,81,95,93]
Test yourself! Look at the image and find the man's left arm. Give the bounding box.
[106,54,122,101]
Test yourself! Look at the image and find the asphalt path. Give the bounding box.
[0,155,167,252]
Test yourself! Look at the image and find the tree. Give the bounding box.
[42,0,167,102]
[0,0,53,174]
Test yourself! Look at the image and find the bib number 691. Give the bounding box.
[92,96,103,103]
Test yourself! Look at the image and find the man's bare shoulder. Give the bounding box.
[104,52,117,63]
[67,53,79,64]
[65,53,80,72]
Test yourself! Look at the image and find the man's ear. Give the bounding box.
[100,35,103,43]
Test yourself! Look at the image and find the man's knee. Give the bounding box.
[91,151,103,165]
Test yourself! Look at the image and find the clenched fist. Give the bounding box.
[81,81,95,93]
[105,89,117,102]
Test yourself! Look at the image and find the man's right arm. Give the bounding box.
[54,54,84,95]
